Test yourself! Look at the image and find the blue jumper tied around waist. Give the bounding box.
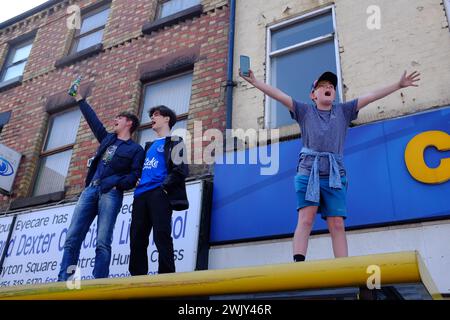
[300,147,343,203]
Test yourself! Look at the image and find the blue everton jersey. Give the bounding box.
[134,137,167,197]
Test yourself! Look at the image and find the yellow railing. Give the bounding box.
[0,251,442,300]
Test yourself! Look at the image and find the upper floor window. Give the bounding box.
[266,7,341,128]
[138,72,193,146]
[0,38,33,83]
[158,0,200,19]
[33,108,81,196]
[71,4,110,53]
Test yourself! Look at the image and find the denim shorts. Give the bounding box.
[294,174,348,220]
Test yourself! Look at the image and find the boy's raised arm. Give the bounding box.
[356,70,420,111]
[74,92,108,143]
[240,69,294,112]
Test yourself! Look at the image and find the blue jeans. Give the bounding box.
[58,185,123,281]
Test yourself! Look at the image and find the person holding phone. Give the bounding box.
[58,83,145,281]
[240,63,420,262]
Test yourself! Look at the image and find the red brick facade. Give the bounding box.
[0,0,229,211]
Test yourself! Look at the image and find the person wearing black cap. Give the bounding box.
[240,67,420,262]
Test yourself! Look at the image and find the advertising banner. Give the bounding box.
[0,181,203,286]
[211,106,450,242]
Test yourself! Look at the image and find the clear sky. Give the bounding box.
[0,0,50,24]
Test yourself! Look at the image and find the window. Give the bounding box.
[158,0,200,18]
[33,109,81,196]
[71,5,110,53]
[445,0,450,28]
[0,38,33,83]
[266,6,342,128]
[138,73,193,146]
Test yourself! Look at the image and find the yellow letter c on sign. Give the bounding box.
[404,130,450,184]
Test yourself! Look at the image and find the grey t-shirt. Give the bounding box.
[290,98,359,177]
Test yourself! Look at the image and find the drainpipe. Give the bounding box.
[225,0,236,130]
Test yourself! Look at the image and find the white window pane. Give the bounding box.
[138,129,156,148]
[270,40,338,128]
[33,150,73,196]
[12,43,33,63]
[80,8,110,34]
[141,73,193,124]
[171,119,187,140]
[76,30,104,52]
[138,128,154,147]
[138,119,187,147]
[160,0,200,18]
[445,0,450,26]
[271,13,333,51]
[45,109,81,151]
[2,61,26,82]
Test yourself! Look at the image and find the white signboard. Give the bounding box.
[0,144,22,193]
[0,181,203,287]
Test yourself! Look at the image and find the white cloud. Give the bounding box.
[0,0,50,24]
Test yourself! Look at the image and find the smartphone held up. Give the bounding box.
[240,55,250,77]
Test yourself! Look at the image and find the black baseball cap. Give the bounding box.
[311,71,338,92]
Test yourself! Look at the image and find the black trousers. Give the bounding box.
[129,187,175,275]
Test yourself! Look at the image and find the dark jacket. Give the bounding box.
[144,136,189,211]
[79,99,145,193]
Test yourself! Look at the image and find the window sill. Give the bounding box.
[138,45,199,83]
[0,76,23,92]
[140,59,194,83]
[55,43,103,69]
[142,4,203,34]
[10,191,65,210]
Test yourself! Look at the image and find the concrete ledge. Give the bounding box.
[9,191,65,210]
[142,4,203,34]
[55,44,103,69]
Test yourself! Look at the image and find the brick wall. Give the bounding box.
[0,0,229,210]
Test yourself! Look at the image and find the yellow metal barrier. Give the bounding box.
[0,251,442,300]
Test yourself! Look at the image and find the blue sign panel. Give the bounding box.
[211,106,450,243]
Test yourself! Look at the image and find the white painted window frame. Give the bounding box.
[265,5,343,129]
